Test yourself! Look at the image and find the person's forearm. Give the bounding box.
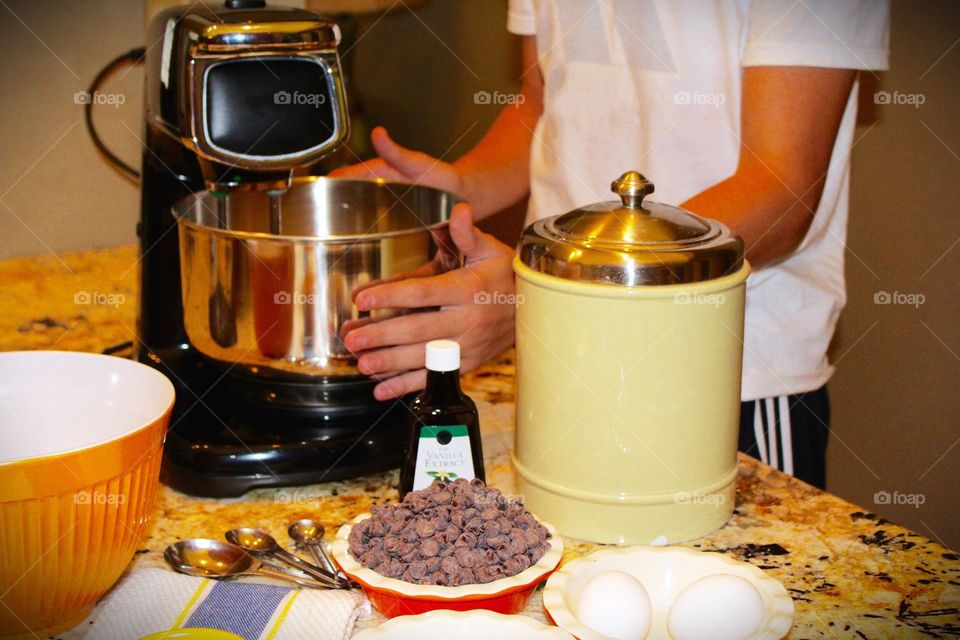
[453,94,542,219]
[683,66,855,270]
[681,161,823,269]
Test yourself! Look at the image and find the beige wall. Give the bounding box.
[1,1,956,546]
[0,0,143,259]
[828,0,960,550]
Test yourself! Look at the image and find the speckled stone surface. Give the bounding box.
[3,246,958,639]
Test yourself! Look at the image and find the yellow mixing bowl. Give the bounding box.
[0,351,174,639]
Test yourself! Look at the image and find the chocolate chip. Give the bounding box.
[383,536,401,553]
[408,560,427,580]
[486,535,507,549]
[455,532,477,549]
[440,556,460,575]
[421,538,440,557]
[414,518,436,538]
[496,546,515,561]
[400,523,419,543]
[455,547,479,568]
[450,568,477,585]
[359,551,381,569]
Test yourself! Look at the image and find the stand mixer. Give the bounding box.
[138,1,456,496]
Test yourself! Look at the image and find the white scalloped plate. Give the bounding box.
[353,610,574,639]
[543,546,794,640]
[330,513,563,601]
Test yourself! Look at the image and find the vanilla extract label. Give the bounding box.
[411,425,476,490]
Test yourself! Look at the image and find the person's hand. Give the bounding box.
[330,126,466,197]
[343,203,516,400]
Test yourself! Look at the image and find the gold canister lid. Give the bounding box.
[518,171,744,285]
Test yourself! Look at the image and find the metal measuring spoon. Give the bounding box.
[288,519,340,577]
[225,528,347,588]
[164,539,327,589]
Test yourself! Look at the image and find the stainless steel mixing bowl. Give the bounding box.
[174,177,459,379]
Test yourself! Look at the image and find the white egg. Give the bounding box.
[575,570,652,640]
[667,573,766,640]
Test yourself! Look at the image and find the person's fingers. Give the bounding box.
[327,163,367,178]
[328,158,408,181]
[354,268,480,311]
[448,203,515,263]
[345,308,464,352]
[374,369,428,401]
[356,342,426,376]
[447,204,478,256]
[350,260,446,303]
[370,127,439,179]
[338,316,373,337]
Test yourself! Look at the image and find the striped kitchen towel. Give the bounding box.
[84,568,370,640]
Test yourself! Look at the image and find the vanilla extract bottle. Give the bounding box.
[399,340,485,500]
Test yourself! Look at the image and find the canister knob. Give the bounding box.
[611,171,655,209]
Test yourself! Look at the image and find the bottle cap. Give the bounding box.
[425,340,460,372]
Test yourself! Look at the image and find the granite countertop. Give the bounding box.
[3,245,958,639]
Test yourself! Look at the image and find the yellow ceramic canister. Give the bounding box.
[513,171,750,544]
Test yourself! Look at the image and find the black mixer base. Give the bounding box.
[160,405,406,498]
[149,350,407,497]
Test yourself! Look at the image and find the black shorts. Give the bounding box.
[738,385,831,489]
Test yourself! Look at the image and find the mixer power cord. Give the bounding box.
[84,47,146,183]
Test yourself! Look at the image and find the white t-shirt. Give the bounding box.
[507,0,889,401]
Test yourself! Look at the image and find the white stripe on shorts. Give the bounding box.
[753,401,768,465]
[765,397,778,470]
[779,395,794,475]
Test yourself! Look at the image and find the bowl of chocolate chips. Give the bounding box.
[330,479,563,617]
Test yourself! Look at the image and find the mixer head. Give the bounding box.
[145,0,350,191]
